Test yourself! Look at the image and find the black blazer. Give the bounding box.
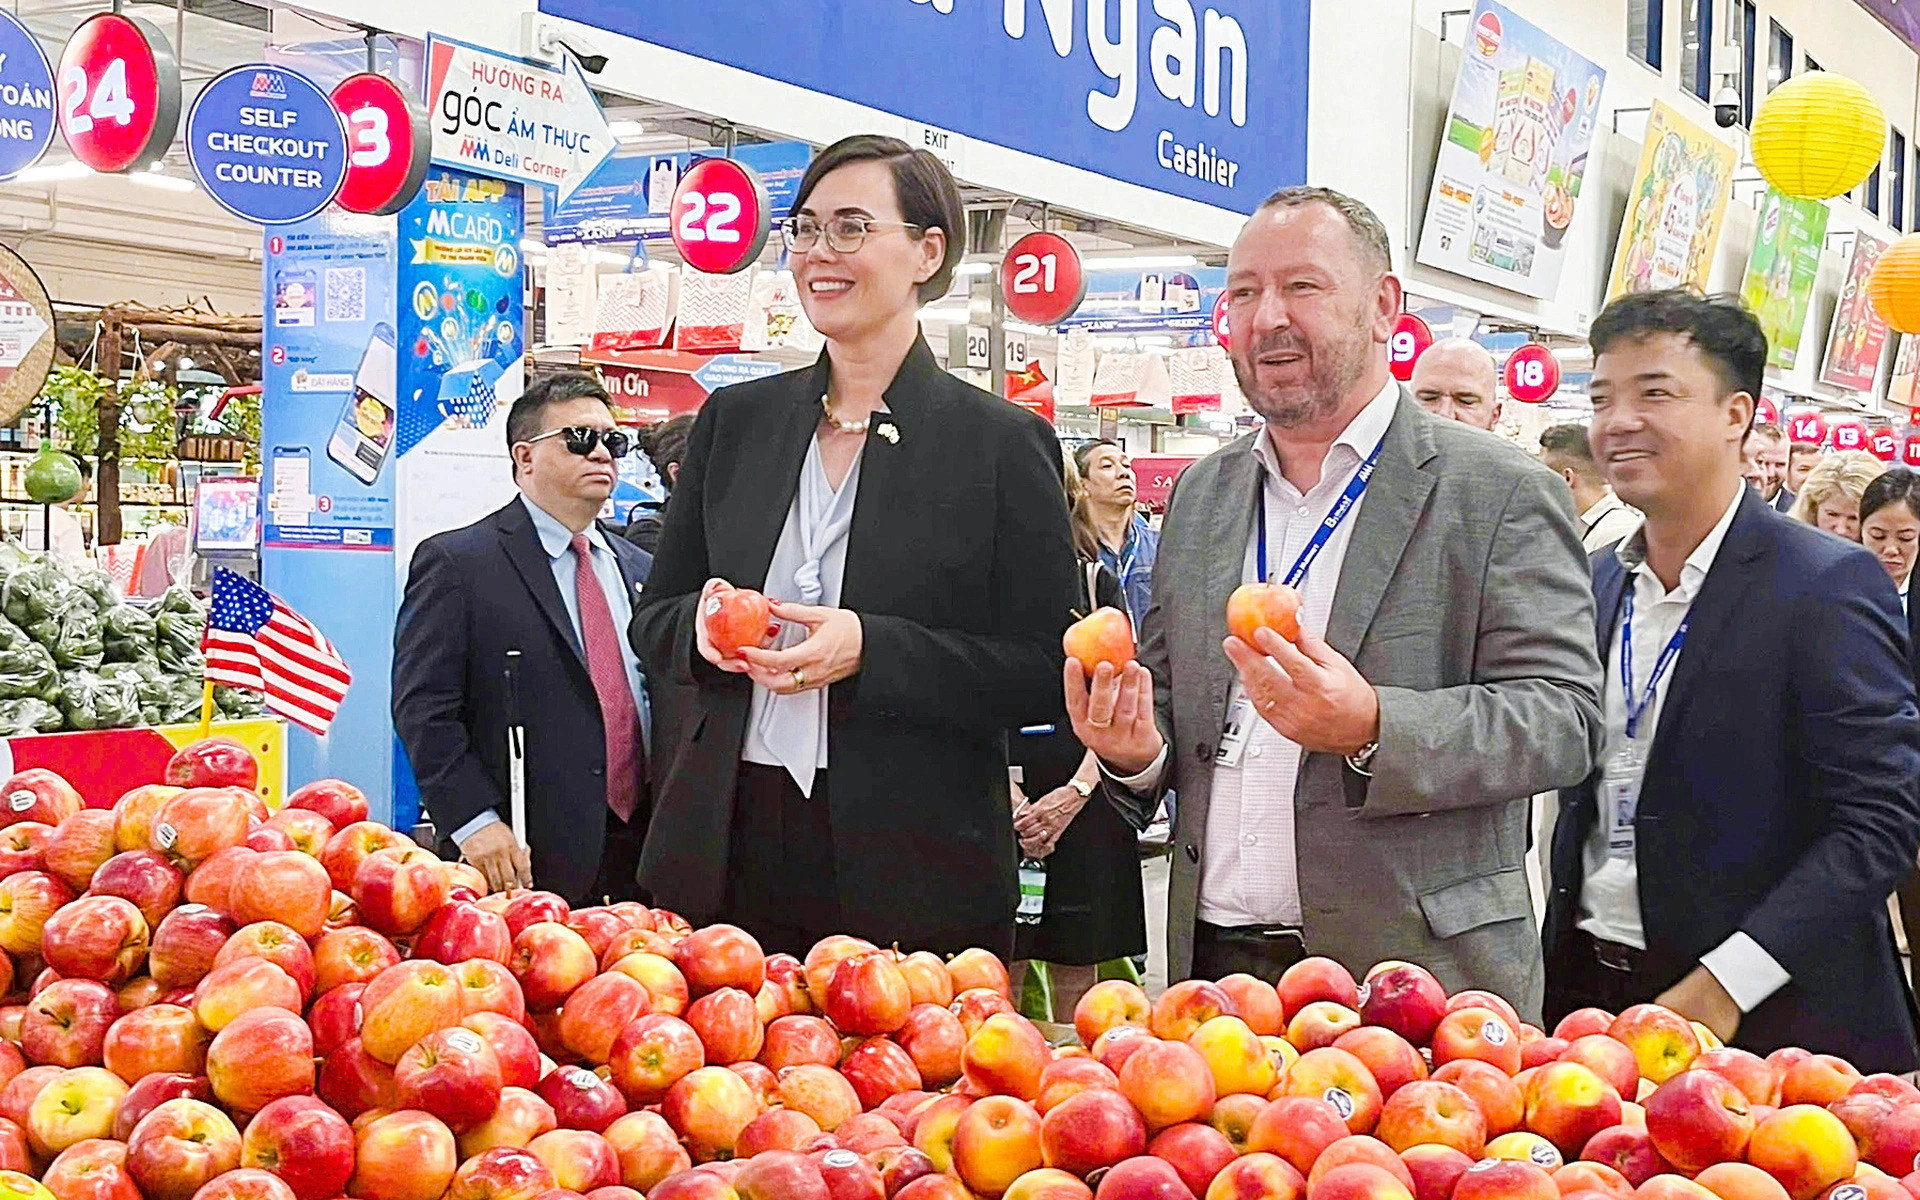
[631,337,1079,944]
[1545,489,1920,1071]
[393,498,653,905]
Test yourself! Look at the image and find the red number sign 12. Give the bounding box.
[56,12,178,173]
[1000,232,1087,327]
[1869,428,1900,462]
[1387,314,1433,382]
[1503,343,1561,404]
[330,73,430,216]
[672,157,771,275]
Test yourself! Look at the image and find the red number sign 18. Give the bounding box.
[1503,343,1561,404]
[56,13,178,173]
[671,157,771,275]
[1387,314,1433,382]
[1000,231,1087,327]
[330,73,430,216]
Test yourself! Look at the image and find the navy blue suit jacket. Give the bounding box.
[393,498,652,905]
[1545,487,1920,1071]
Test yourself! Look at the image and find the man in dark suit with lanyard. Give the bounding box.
[394,372,652,905]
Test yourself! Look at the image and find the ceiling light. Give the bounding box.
[520,238,546,254]
[608,119,646,140]
[1083,254,1201,269]
[955,262,993,276]
[917,307,969,323]
[16,162,93,183]
[129,171,195,192]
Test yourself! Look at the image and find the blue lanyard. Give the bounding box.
[1256,439,1385,586]
[1621,589,1688,739]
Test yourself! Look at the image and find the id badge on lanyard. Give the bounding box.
[1607,589,1688,861]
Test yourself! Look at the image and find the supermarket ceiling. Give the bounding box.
[1854,0,1920,54]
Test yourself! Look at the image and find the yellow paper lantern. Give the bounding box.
[1867,233,1920,334]
[1751,72,1885,200]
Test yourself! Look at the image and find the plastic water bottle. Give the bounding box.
[1017,857,1046,925]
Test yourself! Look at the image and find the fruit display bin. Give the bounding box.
[0,718,285,809]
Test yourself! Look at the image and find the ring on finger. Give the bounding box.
[790,667,808,689]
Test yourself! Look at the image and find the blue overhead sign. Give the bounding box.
[188,66,347,225]
[536,0,1307,215]
[0,10,54,181]
[546,141,813,245]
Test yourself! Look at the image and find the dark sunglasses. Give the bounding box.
[524,425,633,458]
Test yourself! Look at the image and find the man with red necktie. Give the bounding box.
[394,372,653,904]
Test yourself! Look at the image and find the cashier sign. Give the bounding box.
[187,65,346,225]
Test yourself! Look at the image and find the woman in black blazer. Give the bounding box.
[1862,468,1920,997]
[631,135,1079,958]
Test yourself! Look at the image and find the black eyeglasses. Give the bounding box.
[781,214,924,253]
[523,426,633,458]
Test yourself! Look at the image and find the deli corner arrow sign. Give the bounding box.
[425,34,611,205]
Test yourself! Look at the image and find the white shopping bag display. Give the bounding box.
[741,270,824,354]
[589,264,678,354]
[1090,351,1171,408]
[674,268,758,354]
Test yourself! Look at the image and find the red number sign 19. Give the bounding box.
[1503,343,1561,404]
[56,12,178,173]
[330,73,430,216]
[1000,231,1087,327]
[1786,410,1827,445]
[1387,314,1433,382]
[671,157,771,275]
[1869,427,1900,462]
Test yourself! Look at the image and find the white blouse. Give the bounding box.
[741,434,866,795]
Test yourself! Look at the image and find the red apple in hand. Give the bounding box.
[1062,608,1135,672]
[285,780,368,830]
[1226,583,1301,647]
[164,739,259,792]
[703,587,773,659]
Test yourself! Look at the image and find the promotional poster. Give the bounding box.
[1606,101,1737,300]
[1414,0,1607,300]
[1739,186,1830,370]
[393,169,525,580]
[1821,230,1893,393]
[1889,335,1920,412]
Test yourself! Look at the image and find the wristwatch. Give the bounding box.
[1067,778,1096,799]
[1346,741,1380,776]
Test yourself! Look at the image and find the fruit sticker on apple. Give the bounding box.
[704,587,775,661]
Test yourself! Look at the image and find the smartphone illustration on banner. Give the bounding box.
[328,324,397,485]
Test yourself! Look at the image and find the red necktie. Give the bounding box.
[571,535,641,821]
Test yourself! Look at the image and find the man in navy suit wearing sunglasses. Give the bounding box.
[395,372,654,905]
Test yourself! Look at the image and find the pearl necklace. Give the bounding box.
[820,394,870,436]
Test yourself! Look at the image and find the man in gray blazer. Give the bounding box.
[1066,187,1604,1016]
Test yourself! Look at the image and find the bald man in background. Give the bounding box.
[1412,339,1503,431]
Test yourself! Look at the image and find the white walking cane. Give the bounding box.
[504,649,528,849]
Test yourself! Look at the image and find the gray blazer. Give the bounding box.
[1114,391,1604,1017]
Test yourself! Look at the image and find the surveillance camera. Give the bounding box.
[1712,85,1741,128]
[533,23,609,73]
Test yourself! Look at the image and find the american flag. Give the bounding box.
[203,568,352,735]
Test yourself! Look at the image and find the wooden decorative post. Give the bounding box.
[94,309,123,547]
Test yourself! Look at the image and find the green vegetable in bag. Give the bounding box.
[158,586,202,619]
[103,606,156,664]
[0,697,63,735]
[155,611,203,671]
[0,642,59,702]
[74,569,117,611]
[47,604,104,670]
[59,669,140,731]
[3,561,74,626]
[215,685,263,718]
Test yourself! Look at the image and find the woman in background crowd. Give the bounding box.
[624,414,695,555]
[1009,448,1147,1020]
[1791,450,1885,541]
[1861,467,1920,997]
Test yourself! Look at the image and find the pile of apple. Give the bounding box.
[0,748,1904,1200]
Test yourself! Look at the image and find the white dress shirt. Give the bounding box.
[1113,380,1400,928]
[1578,483,1790,1012]
[453,494,651,847]
[1580,490,1643,555]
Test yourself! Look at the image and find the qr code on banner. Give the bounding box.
[324,267,366,323]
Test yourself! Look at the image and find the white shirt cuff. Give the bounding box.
[1700,932,1792,1014]
[451,811,504,848]
[1101,744,1169,794]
